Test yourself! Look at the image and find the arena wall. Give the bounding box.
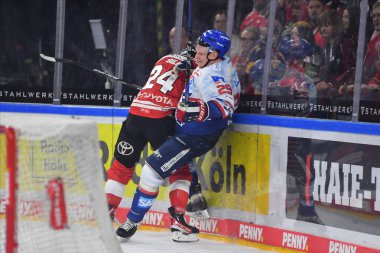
[1,102,379,253]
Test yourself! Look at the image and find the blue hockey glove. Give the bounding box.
[176,99,209,123]
[176,42,197,73]
[174,60,196,73]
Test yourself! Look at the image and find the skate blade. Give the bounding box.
[186,209,210,220]
[172,231,199,242]
[116,235,132,243]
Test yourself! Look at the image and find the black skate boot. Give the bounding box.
[116,219,140,242]
[296,205,324,225]
[168,207,199,242]
[186,184,210,219]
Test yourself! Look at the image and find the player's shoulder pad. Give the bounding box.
[159,54,185,62]
[159,54,186,67]
[170,54,186,61]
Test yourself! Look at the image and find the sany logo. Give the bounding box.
[282,232,308,251]
[329,241,357,253]
[189,218,218,233]
[239,224,263,242]
[142,212,163,226]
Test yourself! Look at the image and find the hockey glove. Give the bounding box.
[180,41,196,58]
[176,99,209,123]
[174,60,196,73]
[175,42,197,73]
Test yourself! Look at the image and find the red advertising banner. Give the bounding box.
[115,208,380,253]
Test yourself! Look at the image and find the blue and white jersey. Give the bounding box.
[176,56,241,135]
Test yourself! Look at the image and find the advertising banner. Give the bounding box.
[237,94,380,123]
[286,136,380,235]
[195,129,270,216]
[114,208,380,253]
[2,106,380,251]
[0,86,138,106]
[98,124,271,217]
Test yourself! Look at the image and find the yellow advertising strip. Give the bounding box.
[199,130,270,214]
[98,123,271,215]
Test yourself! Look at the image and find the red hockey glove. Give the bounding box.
[176,99,209,123]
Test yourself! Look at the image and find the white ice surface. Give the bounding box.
[120,230,274,253]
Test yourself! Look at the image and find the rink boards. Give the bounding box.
[1,102,380,253]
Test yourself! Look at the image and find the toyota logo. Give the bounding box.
[117,141,134,156]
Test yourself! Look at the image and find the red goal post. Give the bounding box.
[0,126,17,253]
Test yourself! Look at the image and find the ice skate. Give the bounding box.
[116,219,140,242]
[168,207,199,242]
[296,206,324,225]
[296,213,324,225]
[186,184,210,219]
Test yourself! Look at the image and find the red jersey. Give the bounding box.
[240,10,267,31]
[129,54,187,118]
[363,33,380,84]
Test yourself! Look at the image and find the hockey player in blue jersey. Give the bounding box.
[116,29,241,243]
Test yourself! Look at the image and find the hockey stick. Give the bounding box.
[40,54,141,90]
[184,0,192,105]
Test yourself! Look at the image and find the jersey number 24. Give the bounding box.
[142,65,179,94]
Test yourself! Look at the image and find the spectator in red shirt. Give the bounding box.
[240,0,268,31]
[283,0,309,26]
[342,2,380,100]
[306,0,326,48]
[363,2,380,87]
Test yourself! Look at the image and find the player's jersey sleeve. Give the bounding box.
[176,57,241,136]
[129,54,186,118]
[194,58,236,119]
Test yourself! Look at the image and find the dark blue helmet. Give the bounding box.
[248,59,264,83]
[248,59,285,83]
[279,38,312,61]
[198,30,231,58]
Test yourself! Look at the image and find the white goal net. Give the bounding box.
[0,114,121,253]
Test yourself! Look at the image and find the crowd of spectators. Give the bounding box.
[230,0,380,104]
[2,0,380,107]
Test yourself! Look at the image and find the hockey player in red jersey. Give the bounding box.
[105,50,197,226]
